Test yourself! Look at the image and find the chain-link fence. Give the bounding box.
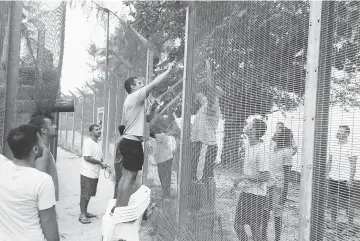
[53,1,360,240]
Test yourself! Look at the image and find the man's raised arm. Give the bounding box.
[145,63,175,97]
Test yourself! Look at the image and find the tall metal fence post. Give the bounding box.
[102,9,110,159]
[65,111,69,149]
[142,50,154,185]
[299,1,335,240]
[86,83,97,124]
[77,87,85,156]
[69,90,77,153]
[178,3,196,227]
[58,112,62,146]
[3,1,22,158]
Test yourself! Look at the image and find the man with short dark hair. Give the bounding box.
[114,63,174,209]
[29,115,59,201]
[0,125,59,241]
[79,124,106,224]
[327,125,357,227]
[233,118,270,241]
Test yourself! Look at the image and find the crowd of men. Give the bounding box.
[0,58,359,240]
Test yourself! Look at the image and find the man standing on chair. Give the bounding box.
[114,63,174,209]
[79,124,107,224]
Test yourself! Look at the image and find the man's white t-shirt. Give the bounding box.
[329,141,357,181]
[191,98,221,145]
[81,138,103,178]
[123,87,147,138]
[154,133,176,164]
[242,141,270,196]
[0,161,56,241]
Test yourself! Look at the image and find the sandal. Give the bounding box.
[86,213,97,218]
[78,217,91,224]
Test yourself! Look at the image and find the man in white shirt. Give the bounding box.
[190,62,223,183]
[233,119,270,241]
[114,63,174,210]
[0,125,59,241]
[79,124,106,224]
[151,126,176,199]
[29,115,60,201]
[327,125,357,227]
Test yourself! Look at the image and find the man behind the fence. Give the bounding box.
[0,125,59,241]
[79,124,107,224]
[29,115,59,201]
[233,118,270,241]
[327,125,357,228]
[114,63,174,210]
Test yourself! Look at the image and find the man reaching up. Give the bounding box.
[114,63,174,210]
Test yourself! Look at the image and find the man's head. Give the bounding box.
[244,118,267,142]
[337,125,350,140]
[118,125,125,136]
[124,77,144,94]
[276,127,293,149]
[7,125,44,162]
[276,122,285,133]
[29,115,57,138]
[89,124,101,139]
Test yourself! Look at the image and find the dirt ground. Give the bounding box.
[56,147,360,241]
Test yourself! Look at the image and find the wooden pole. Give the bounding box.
[178,4,196,226]
[3,1,22,158]
[299,1,327,241]
[142,49,154,186]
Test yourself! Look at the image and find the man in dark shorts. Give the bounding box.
[79,124,106,224]
[114,63,174,209]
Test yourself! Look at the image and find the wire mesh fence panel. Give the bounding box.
[319,2,360,241]
[0,2,11,152]
[17,1,66,127]
[178,2,310,241]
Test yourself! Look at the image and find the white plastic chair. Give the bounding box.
[101,185,151,241]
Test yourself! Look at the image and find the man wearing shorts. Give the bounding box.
[79,124,106,224]
[29,115,59,201]
[114,63,174,209]
[327,125,357,228]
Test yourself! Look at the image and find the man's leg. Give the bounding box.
[251,195,269,241]
[328,179,339,224]
[79,175,91,223]
[190,141,202,181]
[157,162,167,197]
[202,144,218,181]
[116,168,138,207]
[349,180,360,225]
[114,162,123,199]
[234,193,248,240]
[163,158,173,198]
